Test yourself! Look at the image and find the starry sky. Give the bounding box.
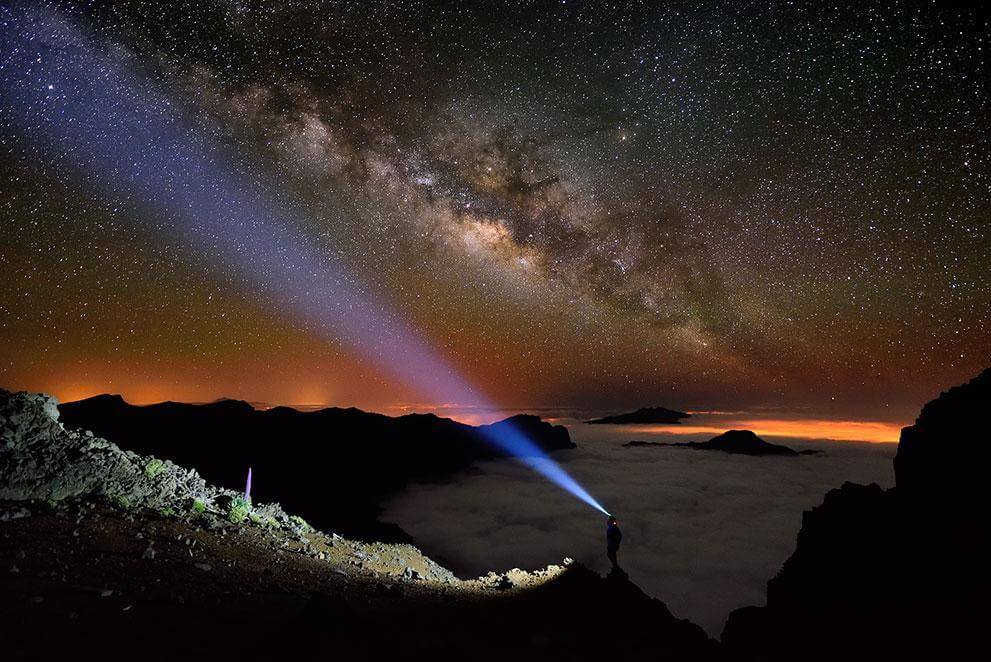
[1,0,988,421]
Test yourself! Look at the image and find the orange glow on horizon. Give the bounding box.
[52,383,108,405]
[52,383,199,406]
[37,379,902,443]
[636,418,904,443]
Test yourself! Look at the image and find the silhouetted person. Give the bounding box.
[606,515,622,569]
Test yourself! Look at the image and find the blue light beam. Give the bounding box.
[0,7,609,516]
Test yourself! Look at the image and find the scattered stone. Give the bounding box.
[194,563,212,572]
[496,575,514,590]
[100,589,113,597]
[0,506,31,521]
[141,545,155,560]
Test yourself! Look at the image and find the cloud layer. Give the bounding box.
[384,427,895,635]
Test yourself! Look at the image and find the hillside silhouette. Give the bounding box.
[59,395,572,542]
[624,429,814,456]
[587,406,690,424]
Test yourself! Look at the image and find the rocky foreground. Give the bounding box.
[0,389,717,660]
[4,368,988,661]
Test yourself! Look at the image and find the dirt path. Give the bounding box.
[1,500,718,661]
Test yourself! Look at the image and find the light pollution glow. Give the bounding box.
[45,375,903,443]
[633,419,904,444]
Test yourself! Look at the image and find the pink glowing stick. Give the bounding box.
[244,466,252,503]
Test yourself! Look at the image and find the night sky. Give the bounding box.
[2,1,988,421]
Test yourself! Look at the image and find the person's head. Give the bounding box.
[607,515,617,525]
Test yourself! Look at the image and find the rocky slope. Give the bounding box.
[1,388,720,661]
[722,368,990,660]
[58,393,573,541]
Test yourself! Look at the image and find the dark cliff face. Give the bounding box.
[894,367,991,506]
[481,414,574,455]
[722,368,991,661]
[57,395,573,542]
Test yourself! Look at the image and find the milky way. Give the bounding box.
[1,1,988,417]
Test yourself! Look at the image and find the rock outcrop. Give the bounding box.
[624,430,815,456]
[722,369,990,660]
[894,367,990,506]
[58,394,574,541]
[693,430,799,455]
[623,430,820,456]
[0,389,306,534]
[587,406,690,424]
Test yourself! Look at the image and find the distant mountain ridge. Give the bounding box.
[58,394,573,543]
[587,406,690,424]
[625,430,818,456]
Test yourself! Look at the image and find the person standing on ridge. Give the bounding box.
[606,515,623,569]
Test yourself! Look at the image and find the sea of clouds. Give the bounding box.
[384,423,896,636]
